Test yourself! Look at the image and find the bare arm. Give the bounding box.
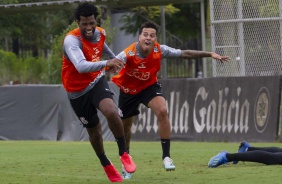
[181,50,230,63]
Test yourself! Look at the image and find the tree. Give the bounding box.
[0,0,73,58]
[118,5,180,37]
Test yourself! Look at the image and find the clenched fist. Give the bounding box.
[105,58,124,73]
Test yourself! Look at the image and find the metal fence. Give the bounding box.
[210,0,282,77]
[160,29,194,78]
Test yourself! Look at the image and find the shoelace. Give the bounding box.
[164,157,173,164]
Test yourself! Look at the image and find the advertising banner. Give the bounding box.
[0,76,280,142]
[132,76,281,142]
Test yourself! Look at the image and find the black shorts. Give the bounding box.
[119,82,164,119]
[69,76,113,128]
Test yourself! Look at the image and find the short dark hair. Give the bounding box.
[75,2,99,21]
[139,22,158,35]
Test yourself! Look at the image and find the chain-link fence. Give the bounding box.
[210,0,282,77]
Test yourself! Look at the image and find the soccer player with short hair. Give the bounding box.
[62,2,136,182]
[112,21,229,179]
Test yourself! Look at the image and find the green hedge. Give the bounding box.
[0,50,46,85]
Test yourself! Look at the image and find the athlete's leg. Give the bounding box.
[227,151,282,165]
[148,96,170,140]
[122,116,135,151]
[99,97,136,173]
[148,96,171,159]
[86,123,104,154]
[248,146,282,153]
[98,98,127,155]
[120,116,134,179]
[118,90,141,153]
[86,123,111,166]
[91,77,127,156]
[148,96,175,170]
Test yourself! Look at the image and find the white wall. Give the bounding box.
[110,12,138,54]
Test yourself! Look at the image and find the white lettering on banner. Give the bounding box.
[133,91,189,134]
[133,86,250,134]
[193,87,250,133]
[168,91,189,133]
[146,107,152,132]
[132,105,158,134]
[193,87,207,133]
[179,101,189,133]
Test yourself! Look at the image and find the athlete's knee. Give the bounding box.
[156,107,168,119]
[87,126,102,139]
[103,107,118,118]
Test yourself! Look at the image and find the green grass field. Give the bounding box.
[0,141,281,184]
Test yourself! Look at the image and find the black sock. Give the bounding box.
[97,152,111,167]
[161,139,170,160]
[116,136,127,156]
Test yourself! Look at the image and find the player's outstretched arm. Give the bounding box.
[181,50,230,63]
[210,52,230,63]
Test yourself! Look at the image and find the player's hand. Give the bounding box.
[106,58,124,73]
[211,53,230,63]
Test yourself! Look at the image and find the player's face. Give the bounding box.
[77,15,97,41]
[138,28,157,55]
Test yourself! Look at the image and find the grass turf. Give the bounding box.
[0,141,281,184]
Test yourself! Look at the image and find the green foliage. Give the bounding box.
[133,5,180,20]
[259,2,279,17]
[101,17,117,47]
[0,50,18,85]
[18,57,45,84]
[0,1,73,58]
[119,5,180,37]
[42,21,77,84]
[166,3,201,40]
[0,49,46,85]
[119,4,201,40]
[0,0,19,5]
